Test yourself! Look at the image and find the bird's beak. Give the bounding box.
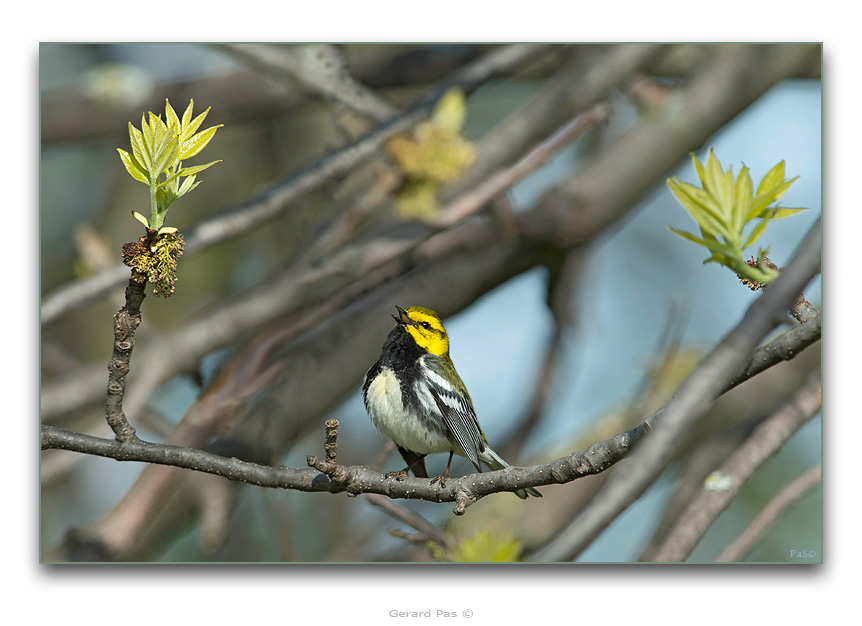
[393,305,413,326]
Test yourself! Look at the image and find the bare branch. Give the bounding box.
[41,43,821,562]
[456,43,666,189]
[638,420,761,561]
[649,373,821,562]
[715,463,821,562]
[728,311,821,387]
[432,102,612,228]
[41,103,611,422]
[323,419,339,463]
[527,217,822,562]
[40,43,550,327]
[216,43,400,122]
[104,274,146,442]
[364,494,448,548]
[520,44,821,246]
[44,44,819,424]
[41,284,821,519]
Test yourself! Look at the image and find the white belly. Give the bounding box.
[365,367,452,454]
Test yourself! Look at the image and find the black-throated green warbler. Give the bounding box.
[363,305,541,499]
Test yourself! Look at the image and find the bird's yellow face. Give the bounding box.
[395,305,450,358]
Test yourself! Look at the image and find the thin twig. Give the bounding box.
[728,310,821,388]
[323,419,339,463]
[44,43,816,422]
[41,291,821,517]
[527,217,822,561]
[790,293,819,324]
[649,372,821,562]
[216,43,400,123]
[715,463,821,562]
[364,494,448,548]
[104,274,146,442]
[456,44,666,190]
[41,103,614,423]
[432,102,612,228]
[40,44,550,327]
[638,420,762,562]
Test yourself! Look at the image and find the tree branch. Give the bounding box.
[527,217,822,561]
[215,43,400,123]
[41,282,821,518]
[41,43,821,561]
[432,102,612,228]
[44,44,818,425]
[364,493,448,548]
[649,372,821,562]
[41,102,611,422]
[40,43,550,327]
[104,274,146,442]
[715,462,822,562]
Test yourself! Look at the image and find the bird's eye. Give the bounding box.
[419,321,431,330]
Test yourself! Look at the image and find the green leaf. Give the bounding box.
[756,160,786,197]
[449,529,523,562]
[179,125,222,161]
[157,165,182,191]
[181,99,195,130]
[117,148,150,184]
[177,175,200,197]
[668,151,805,283]
[118,99,219,220]
[432,89,467,132]
[748,178,799,219]
[704,149,734,218]
[140,113,154,168]
[696,233,736,259]
[734,165,753,232]
[181,106,212,143]
[691,153,707,187]
[703,252,735,266]
[148,114,179,180]
[157,226,178,235]
[758,207,807,219]
[132,211,150,228]
[669,227,736,265]
[165,98,181,134]
[743,211,774,249]
[737,257,778,285]
[668,226,705,245]
[178,160,221,177]
[667,179,733,240]
[155,185,177,213]
[128,121,151,177]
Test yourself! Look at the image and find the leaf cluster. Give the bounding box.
[117,99,222,232]
[667,150,804,285]
[386,89,478,219]
[441,528,524,563]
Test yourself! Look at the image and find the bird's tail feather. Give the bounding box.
[479,446,541,499]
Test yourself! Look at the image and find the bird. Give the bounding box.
[362,305,541,499]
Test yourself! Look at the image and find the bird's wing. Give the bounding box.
[418,354,483,469]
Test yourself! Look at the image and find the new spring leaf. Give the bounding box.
[667,150,805,286]
[117,98,222,231]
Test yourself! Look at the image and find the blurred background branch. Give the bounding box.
[649,370,822,562]
[40,43,822,563]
